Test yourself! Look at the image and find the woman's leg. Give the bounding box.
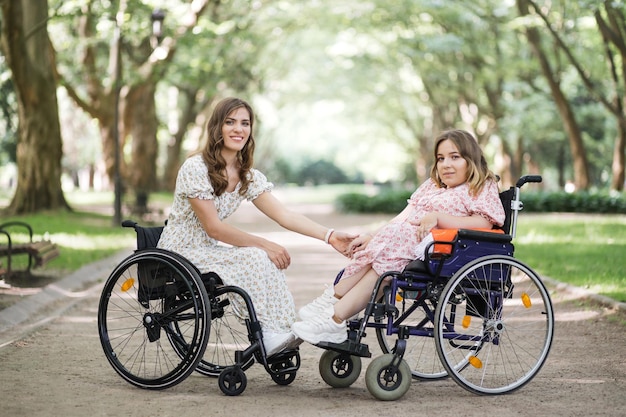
[333,268,380,321]
[292,267,382,345]
[333,267,370,297]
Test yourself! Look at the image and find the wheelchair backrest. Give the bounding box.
[136,226,164,250]
[498,188,515,235]
[121,220,164,250]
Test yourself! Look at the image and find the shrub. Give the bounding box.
[336,189,626,214]
[336,189,412,214]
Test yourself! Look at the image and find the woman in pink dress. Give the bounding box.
[292,129,505,345]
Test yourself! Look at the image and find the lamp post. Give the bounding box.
[112,9,123,226]
[151,9,165,42]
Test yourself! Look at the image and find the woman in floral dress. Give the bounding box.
[292,129,506,345]
[157,97,355,356]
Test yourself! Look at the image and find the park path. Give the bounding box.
[0,200,624,416]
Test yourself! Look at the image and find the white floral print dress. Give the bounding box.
[157,155,296,333]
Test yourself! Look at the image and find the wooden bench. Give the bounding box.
[0,221,60,276]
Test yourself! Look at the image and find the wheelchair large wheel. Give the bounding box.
[434,255,554,395]
[98,249,210,390]
[185,287,254,377]
[375,292,448,380]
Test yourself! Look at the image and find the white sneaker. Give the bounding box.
[299,286,338,321]
[291,316,347,345]
[263,331,297,356]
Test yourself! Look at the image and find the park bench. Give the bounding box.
[0,221,60,277]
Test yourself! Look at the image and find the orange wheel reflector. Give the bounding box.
[121,278,135,292]
[462,315,471,329]
[396,293,403,302]
[469,356,482,369]
[521,293,532,308]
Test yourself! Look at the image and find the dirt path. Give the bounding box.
[0,203,625,416]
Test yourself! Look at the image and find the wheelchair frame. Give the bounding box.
[314,175,554,400]
[97,221,300,396]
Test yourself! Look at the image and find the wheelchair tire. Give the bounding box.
[365,354,412,401]
[434,255,554,395]
[218,366,247,396]
[98,249,210,390]
[319,350,362,388]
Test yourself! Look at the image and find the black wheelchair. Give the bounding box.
[314,175,554,400]
[97,221,300,396]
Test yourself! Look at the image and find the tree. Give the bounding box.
[0,0,69,214]
[524,0,625,191]
[51,0,211,214]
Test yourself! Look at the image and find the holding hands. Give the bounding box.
[328,230,359,257]
[346,233,373,258]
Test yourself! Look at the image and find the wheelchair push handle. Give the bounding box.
[122,220,138,229]
[516,175,542,188]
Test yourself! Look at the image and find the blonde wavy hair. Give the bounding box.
[429,129,498,196]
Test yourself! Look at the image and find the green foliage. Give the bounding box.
[0,61,17,165]
[266,158,352,186]
[336,189,412,214]
[337,189,626,214]
[522,191,626,214]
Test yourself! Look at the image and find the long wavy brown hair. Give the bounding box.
[196,97,256,197]
[429,129,498,196]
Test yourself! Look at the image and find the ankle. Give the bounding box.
[331,315,343,324]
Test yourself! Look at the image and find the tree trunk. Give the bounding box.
[0,0,70,214]
[612,126,626,190]
[162,88,199,191]
[126,83,158,214]
[517,0,591,190]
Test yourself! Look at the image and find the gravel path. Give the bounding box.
[0,202,624,416]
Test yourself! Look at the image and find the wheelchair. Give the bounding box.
[97,221,300,396]
[314,175,554,400]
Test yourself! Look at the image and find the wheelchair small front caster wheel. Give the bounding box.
[365,354,412,401]
[218,367,247,396]
[269,358,298,386]
[319,350,362,388]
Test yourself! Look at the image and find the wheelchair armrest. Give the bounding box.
[457,228,512,243]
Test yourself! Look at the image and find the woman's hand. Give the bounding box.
[413,212,438,241]
[329,231,359,257]
[263,241,291,270]
[346,233,372,258]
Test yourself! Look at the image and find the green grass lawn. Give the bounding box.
[515,213,626,302]
[1,188,625,303]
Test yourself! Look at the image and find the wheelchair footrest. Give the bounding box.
[316,340,372,358]
[267,349,300,371]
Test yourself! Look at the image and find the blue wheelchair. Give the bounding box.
[314,175,554,400]
[97,222,300,396]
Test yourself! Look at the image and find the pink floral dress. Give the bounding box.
[342,178,505,277]
[157,155,296,333]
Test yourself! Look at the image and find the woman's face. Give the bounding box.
[221,107,251,154]
[436,139,468,188]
